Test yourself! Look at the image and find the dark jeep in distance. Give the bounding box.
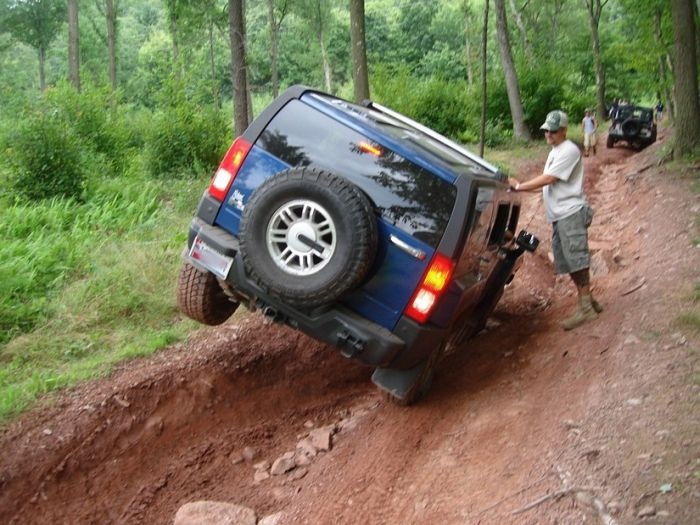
[607,104,657,150]
[177,85,538,404]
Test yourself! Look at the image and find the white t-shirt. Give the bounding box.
[542,139,586,223]
[582,116,596,134]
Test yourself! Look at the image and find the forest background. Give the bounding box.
[0,0,698,422]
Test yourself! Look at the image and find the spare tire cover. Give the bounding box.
[621,119,641,137]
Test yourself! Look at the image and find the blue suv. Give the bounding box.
[178,85,538,404]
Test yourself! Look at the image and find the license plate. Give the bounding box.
[188,236,233,279]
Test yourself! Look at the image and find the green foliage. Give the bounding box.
[520,65,573,133]
[396,1,438,67]
[372,67,469,138]
[0,82,147,202]
[45,84,111,149]
[145,98,231,177]
[43,83,133,174]
[3,112,86,201]
[0,174,201,420]
[2,0,65,53]
[371,67,533,147]
[0,178,163,344]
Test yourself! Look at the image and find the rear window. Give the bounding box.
[311,93,485,175]
[618,106,653,122]
[257,100,456,247]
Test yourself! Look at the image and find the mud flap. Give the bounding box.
[371,361,427,401]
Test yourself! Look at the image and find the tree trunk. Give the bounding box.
[170,12,180,65]
[653,6,672,122]
[267,0,280,98]
[68,0,81,92]
[229,0,250,136]
[584,0,608,121]
[209,21,219,107]
[670,0,700,156]
[494,0,531,141]
[508,0,533,59]
[106,0,117,96]
[317,27,332,92]
[665,53,676,120]
[464,3,473,87]
[38,46,47,92]
[349,0,370,102]
[479,0,489,157]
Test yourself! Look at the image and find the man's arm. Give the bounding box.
[508,174,558,192]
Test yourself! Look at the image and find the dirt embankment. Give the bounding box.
[1,128,698,524]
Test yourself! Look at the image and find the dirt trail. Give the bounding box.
[1,128,698,524]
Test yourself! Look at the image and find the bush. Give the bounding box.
[45,84,117,152]
[145,101,231,177]
[4,113,86,201]
[372,68,470,139]
[0,176,163,344]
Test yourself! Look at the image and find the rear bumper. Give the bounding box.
[186,218,446,368]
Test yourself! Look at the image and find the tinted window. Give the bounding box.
[258,100,456,247]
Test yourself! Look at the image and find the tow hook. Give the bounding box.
[337,330,364,358]
[261,305,285,323]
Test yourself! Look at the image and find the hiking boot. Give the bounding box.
[561,295,598,330]
[577,293,603,313]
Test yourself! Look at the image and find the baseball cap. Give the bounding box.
[540,110,568,131]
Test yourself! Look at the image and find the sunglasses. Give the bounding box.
[544,129,559,134]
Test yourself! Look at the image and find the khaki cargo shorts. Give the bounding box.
[551,205,594,274]
[584,133,597,148]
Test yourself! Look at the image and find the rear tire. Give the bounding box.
[606,134,615,149]
[177,262,238,325]
[385,344,445,406]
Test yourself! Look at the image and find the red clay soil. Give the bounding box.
[1,127,698,524]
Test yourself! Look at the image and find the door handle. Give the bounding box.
[389,234,426,260]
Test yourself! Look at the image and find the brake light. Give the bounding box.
[404,252,454,324]
[207,137,252,202]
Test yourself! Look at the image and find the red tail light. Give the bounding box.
[404,252,454,324]
[207,137,252,202]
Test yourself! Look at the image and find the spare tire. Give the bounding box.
[621,118,641,137]
[239,167,378,309]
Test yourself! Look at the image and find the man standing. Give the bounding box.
[509,110,601,330]
[581,109,597,156]
[655,100,664,122]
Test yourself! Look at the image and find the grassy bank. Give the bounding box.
[0,174,207,421]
